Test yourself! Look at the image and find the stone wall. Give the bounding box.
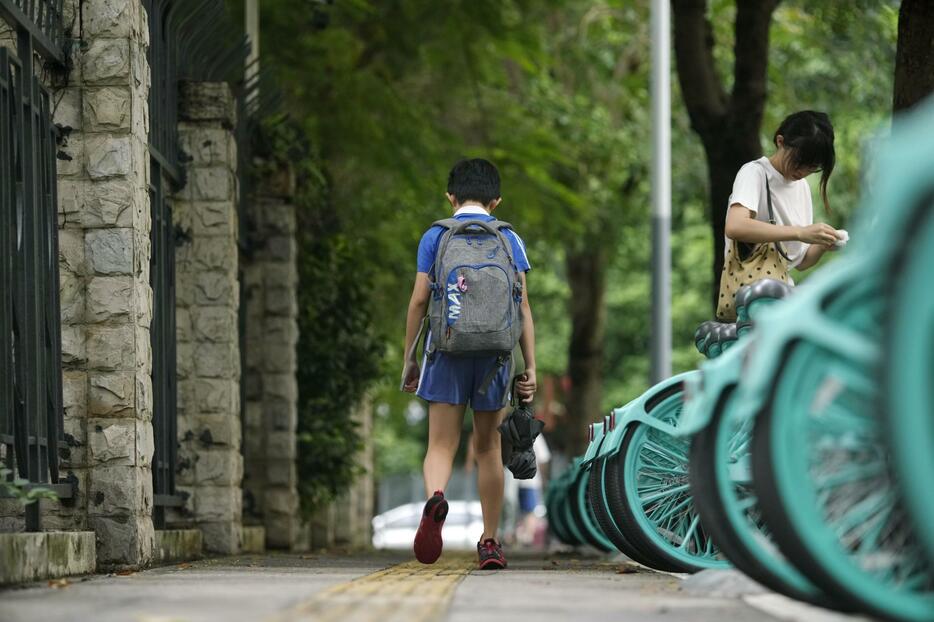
[242,162,301,550]
[53,0,155,569]
[1,0,309,572]
[171,81,243,555]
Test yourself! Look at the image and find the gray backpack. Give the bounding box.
[427,218,523,362]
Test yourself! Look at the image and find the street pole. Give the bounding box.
[245,0,260,101]
[650,0,672,383]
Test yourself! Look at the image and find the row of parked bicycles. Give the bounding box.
[545,102,934,621]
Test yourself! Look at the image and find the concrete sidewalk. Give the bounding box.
[0,550,850,622]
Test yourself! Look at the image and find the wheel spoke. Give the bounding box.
[642,439,686,465]
[813,462,886,492]
[649,495,693,524]
[639,483,690,505]
[678,515,701,550]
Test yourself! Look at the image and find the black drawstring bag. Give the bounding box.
[498,375,544,480]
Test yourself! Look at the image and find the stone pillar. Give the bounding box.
[242,162,300,549]
[329,399,374,549]
[54,0,155,568]
[172,82,243,554]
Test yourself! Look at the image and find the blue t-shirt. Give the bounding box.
[416,212,532,276]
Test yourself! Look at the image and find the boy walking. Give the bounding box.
[401,159,537,569]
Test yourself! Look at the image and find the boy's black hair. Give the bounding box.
[447,158,501,206]
[774,110,835,212]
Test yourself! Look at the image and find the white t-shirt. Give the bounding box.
[725,156,812,268]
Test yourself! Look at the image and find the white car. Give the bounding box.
[372,500,484,550]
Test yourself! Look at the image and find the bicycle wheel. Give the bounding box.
[605,394,730,572]
[885,196,934,568]
[559,483,587,547]
[568,468,614,552]
[587,455,672,567]
[753,333,934,621]
[690,389,847,609]
[545,477,575,545]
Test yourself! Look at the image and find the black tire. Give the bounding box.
[588,456,671,568]
[546,484,574,544]
[751,367,879,617]
[603,433,689,573]
[689,396,848,610]
[567,470,613,552]
[559,487,586,546]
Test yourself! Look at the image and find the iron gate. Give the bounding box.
[146,0,184,528]
[0,0,71,532]
[144,0,254,527]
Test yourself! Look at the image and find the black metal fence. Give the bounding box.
[0,1,66,64]
[144,0,254,527]
[145,0,183,528]
[148,160,180,526]
[0,2,71,531]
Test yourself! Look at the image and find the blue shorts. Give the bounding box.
[416,349,512,411]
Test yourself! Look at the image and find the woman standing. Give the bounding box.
[718,111,843,319]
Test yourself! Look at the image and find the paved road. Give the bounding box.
[0,551,864,622]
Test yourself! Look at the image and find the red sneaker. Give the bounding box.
[413,490,448,564]
[477,538,507,570]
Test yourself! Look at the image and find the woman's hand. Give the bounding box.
[796,223,839,245]
[515,369,538,404]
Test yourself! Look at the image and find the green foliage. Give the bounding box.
[0,467,58,505]
[255,0,900,473]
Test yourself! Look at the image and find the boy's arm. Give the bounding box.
[401,273,432,392]
[515,272,537,403]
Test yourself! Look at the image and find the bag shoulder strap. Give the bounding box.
[433,217,519,276]
[756,162,793,263]
[431,218,460,230]
[488,220,520,272]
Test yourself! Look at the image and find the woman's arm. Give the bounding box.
[725,204,838,245]
[795,242,832,271]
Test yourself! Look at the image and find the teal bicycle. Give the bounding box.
[737,100,934,621]
[682,280,854,610]
[882,103,934,576]
[587,367,730,572]
[546,448,615,553]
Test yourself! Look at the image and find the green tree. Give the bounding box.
[671,0,782,310]
[894,0,934,113]
[250,0,901,479]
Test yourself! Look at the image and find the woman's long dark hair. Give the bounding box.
[774,111,835,212]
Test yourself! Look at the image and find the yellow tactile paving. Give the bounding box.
[268,555,475,622]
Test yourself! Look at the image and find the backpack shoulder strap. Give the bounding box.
[489,219,514,231]
[430,219,466,284]
[431,218,460,230]
[488,220,520,271]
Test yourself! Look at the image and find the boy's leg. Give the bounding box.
[423,402,467,496]
[414,401,466,564]
[472,407,507,540]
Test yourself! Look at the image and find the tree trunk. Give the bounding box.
[672,0,780,311]
[894,0,934,113]
[559,247,608,457]
[702,138,764,309]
